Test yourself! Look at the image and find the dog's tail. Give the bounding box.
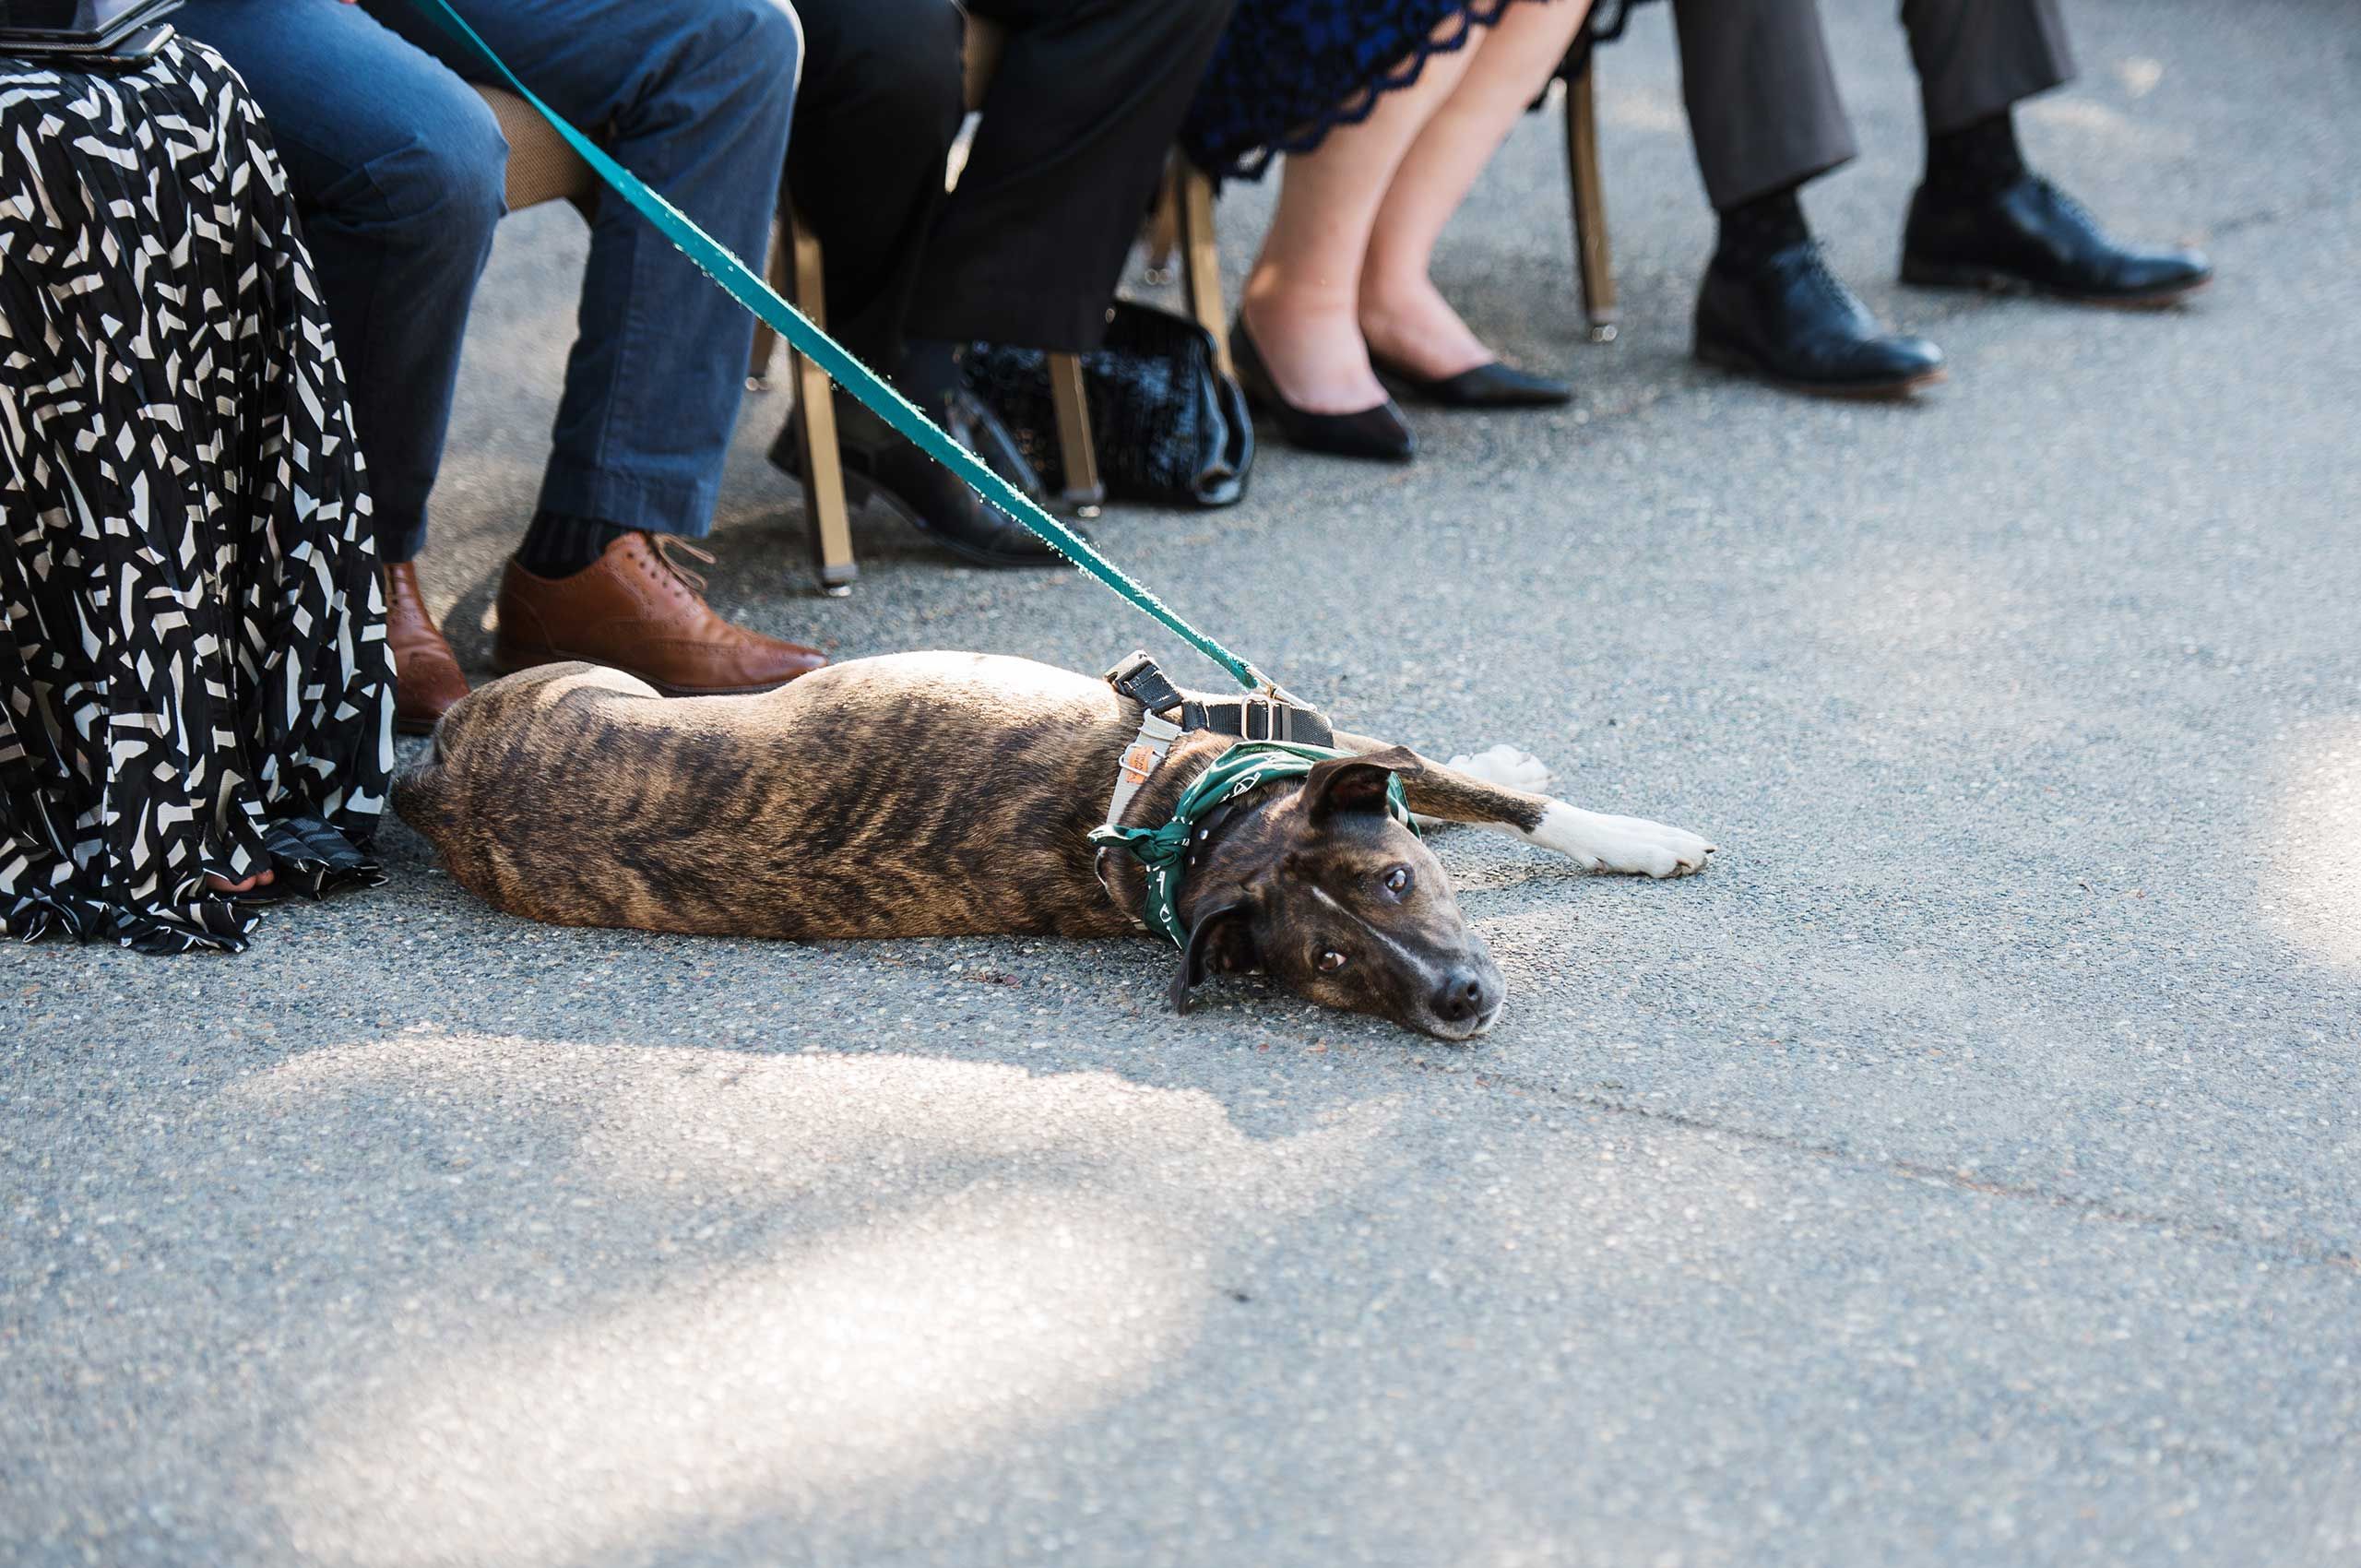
[390,762,449,837]
[390,718,457,845]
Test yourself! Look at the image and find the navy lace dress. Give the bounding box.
[1182,0,1651,184]
[1182,0,1555,183]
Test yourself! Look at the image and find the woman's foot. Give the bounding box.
[1231,318,1415,463]
[1358,274,1572,409]
[204,868,276,896]
[1235,288,1388,415]
[1358,272,1500,384]
[1370,354,1574,410]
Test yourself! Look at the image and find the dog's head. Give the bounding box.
[1172,748,1504,1040]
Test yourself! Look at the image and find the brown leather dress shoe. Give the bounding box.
[384,560,470,735]
[492,531,827,695]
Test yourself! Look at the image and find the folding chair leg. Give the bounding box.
[787,209,856,596]
[1562,60,1618,343]
[1142,170,1180,287]
[748,221,784,389]
[1174,158,1231,379]
[1047,351,1104,515]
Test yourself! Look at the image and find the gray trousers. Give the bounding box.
[1672,0,2077,209]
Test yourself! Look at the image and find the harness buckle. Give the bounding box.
[1104,650,1186,719]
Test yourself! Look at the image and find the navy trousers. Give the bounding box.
[180,0,801,560]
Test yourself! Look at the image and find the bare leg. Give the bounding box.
[1329,731,1715,878]
[205,869,276,894]
[1239,18,1482,413]
[1359,0,1597,379]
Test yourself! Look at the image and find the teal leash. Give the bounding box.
[409,0,1275,696]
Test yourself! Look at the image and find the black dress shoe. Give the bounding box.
[768,390,1066,570]
[1901,173,2213,307]
[1370,352,1573,409]
[1230,320,1416,462]
[1695,240,1947,398]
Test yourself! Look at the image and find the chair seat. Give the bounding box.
[473,84,595,213]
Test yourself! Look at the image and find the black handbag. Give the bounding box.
[964,301,1252,508]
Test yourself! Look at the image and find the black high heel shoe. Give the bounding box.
[1370,351,1573,409]
[1229,319,1416,463]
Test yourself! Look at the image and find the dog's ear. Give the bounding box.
[1169,899,1257,1015]
[1302,747,1418,827]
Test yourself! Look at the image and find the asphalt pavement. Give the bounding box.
[6,2,2359,1563]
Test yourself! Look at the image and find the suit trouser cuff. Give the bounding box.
[1908,0,2077,134]
[1704,130,1856,214]
[1683,0,2078,210]
[1679,0,1859,211]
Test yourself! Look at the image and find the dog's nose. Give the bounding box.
[1433,968,1490,1024]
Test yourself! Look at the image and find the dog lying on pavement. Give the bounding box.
[393,653,1714,1039]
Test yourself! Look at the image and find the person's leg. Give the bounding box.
[176,0,506,565]
[918,0,1236,353]
[775,0,1230,570]
[363,0,799,552]
[1357,0,1596,382]
[179,0,502,732]
[1663,0,1943,395]
[1897,0,2208,304]
[1238,19,1485,416]
[1669,0,1857,295]
[784,0,964,379]
[1903,0,2073,137]
[1669,0,1856,215]
[361,0,826,694]
[765,0,1052,572]
[1906,0,2070,201]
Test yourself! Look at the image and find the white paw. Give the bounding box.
[1524,802,1716,878]
[1444,744,1553,793]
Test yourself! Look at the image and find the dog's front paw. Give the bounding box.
[1415,746,1560,831]
[1445,743,1553,793]
[1529,804,1716,878]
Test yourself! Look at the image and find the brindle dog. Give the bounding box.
[394,654,1714,1039]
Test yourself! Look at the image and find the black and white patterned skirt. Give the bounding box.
[1,39,395,954]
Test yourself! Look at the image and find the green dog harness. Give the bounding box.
[1089,741,1418,948]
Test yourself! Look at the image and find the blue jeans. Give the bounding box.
[180,0,800,561]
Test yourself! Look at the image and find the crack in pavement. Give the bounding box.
[2206,187,2356,239]
[1390,1053,2361,1277]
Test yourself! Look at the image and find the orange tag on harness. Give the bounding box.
[1120,742,1161,786]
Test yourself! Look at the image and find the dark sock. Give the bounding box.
[517,510,630,578]
[1925,111,2027,199]
[1713,184,1811,274]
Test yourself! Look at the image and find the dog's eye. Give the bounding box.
[1382,865,1413,898]
[1317,950,1347,973]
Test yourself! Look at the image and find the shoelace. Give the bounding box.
[648,533,716,595]
[2029,174,2106,243]
[1787,239,1866,315]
